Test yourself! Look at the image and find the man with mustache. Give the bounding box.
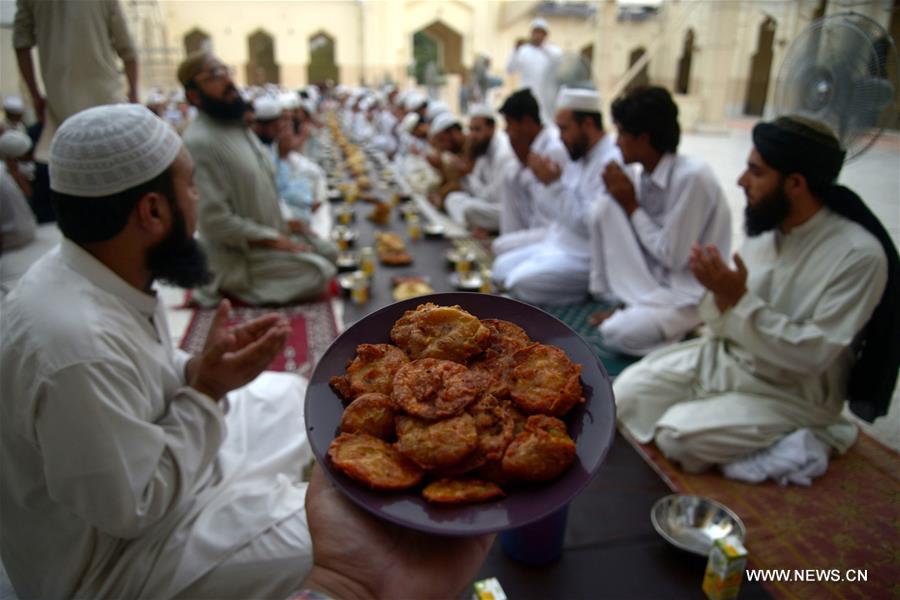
[0,105,318,598]
[614,115,897,476]
[443,104,514,235]
[178,52,336,307]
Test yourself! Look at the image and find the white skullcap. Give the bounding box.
[254,96,282,121]
[146,91,167,105]
[359,96,376,112]
[49,104,182,197]
[3,96,24,114]
[172,89,186,103]
[468,104,495,120]
[425,100,450,122]
[305,86,320,102]
[429,112,460,137]
[278,91,301,111]
[556,87,602,113]
[399,112,420,134]
[300,99,316,116]
[404,92,427,112]
[0,130,32,159]
[531,17,549,32]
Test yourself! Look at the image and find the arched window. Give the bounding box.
[247,29,279,85]
[308,32,338,85]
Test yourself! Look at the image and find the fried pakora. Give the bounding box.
[395,413,478,469]
[507,343,584,417]
[390,303,490,363]
[422,478,505,504]
[391,358,482,420]
[340,393,396,440]
[329,433,423,490]
[330,343,409,401]
[467,394,515,461]
[501,415,575,482]
[466,319,532,397]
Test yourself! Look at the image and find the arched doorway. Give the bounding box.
[247,29,279,85]
[183,28,211,55]
[744,16,776,116]
[308,32,338,85]
[628,47,650,91]
[581,44,594,74]
[675,29,694,94]
[412,21,463,86]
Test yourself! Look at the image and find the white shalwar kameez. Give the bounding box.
[505,42,563,123]
[588,153,731,355]
[0,240,315,599]
[445,131,515,231]
[492,125,570,256]
[494,134,622,305]
[614,208,887,472]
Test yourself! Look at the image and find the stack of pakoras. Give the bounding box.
[328,303,584,505]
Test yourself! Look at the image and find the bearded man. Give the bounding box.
[179,52,336,306]
[613,116,898,474]
[0,104,318,598]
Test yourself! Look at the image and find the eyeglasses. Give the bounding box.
[195,65,234,83]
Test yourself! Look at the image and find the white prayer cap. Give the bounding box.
[531,17,549,32]
[49,104,183,197]
[254,96,283,121]
[305,85,320,102]
[146,91,167,105]
[425,100,450,122]
[404,92,427,112]
[555,87,602,114]
[300,99,316,117]
[3,96,24,114]
[399,112,420,134]
[429,112,460,137]
[0,130,32,159]
[359,96,376,112]
[278,91,301,111]
[468,103,495,120]
[172,89,186,103]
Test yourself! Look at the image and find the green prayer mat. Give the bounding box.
[538,301,639,378]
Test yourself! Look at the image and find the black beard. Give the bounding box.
[196,86,246,121]
[567,133,589,161]
[147,200,212,289]
[470,137,491,159]
[744,181,791,237]
[256,131,275,145]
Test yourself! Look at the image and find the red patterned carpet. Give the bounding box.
[626,431,900,599]
[179,300,339,379]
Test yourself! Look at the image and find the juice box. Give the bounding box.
[702,535,747,600]
[472,577,507,600]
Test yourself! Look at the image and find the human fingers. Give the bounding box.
[224,324,289,377]
[231,313,284,345]
[733,253,748,278]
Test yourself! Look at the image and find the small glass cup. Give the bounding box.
[455,250,473,275]
[407,214,421,241]
[359,246,375,275]
[351,271,369,304]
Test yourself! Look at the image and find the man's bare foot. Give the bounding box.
[589,308,618,327]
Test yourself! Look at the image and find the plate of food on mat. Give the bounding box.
[375,232,413,266]
[305,293,616,535]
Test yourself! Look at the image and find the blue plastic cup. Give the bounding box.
[499,504,569,565]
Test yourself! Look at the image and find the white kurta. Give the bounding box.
[445,131,515,231]
[494,134,621,305]
[0,240,314,598]
[492,125,569,256]
[0,166,37,251]
[614,208,888,470]
[589,153,731,354]
[505,42,563,123]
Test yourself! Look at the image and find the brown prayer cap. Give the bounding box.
[177,52,211,87]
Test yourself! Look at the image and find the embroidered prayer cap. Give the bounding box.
[404,92,427,112]
[278,91,301,111]
[425,100,450,122]
[253,96,283,122]
[50,104,183,197]
[177,51,211,87]
[752,115,846,186]
[429,112,461,137]
[468,104,496,120]
[399,112,421,134]
[531,17,549,32]
[0,130,32,159]
[3,96,24,114]
[556,87,602,114]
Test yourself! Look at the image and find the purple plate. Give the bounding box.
[305,292,616,536]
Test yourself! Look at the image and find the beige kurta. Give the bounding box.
[13,0,135,161]
[183,113,336,306]
[614,208,887,470]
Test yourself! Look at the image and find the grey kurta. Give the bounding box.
[614,207,887,470]
[183,113,336,306]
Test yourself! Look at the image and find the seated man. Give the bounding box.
[178,52,336,307]
[427,112,467,209]
[493,88,621,305]
[614,116,897,473]
[491,88,569,257]
[1,104,315,598]
[589,86,731,355]
[444,104,514,235]
[0,130,37,251]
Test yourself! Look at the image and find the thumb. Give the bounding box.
[205,300,235,353]
[733,253,747,276]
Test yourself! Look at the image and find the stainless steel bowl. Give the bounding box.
[650,494,746,556]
